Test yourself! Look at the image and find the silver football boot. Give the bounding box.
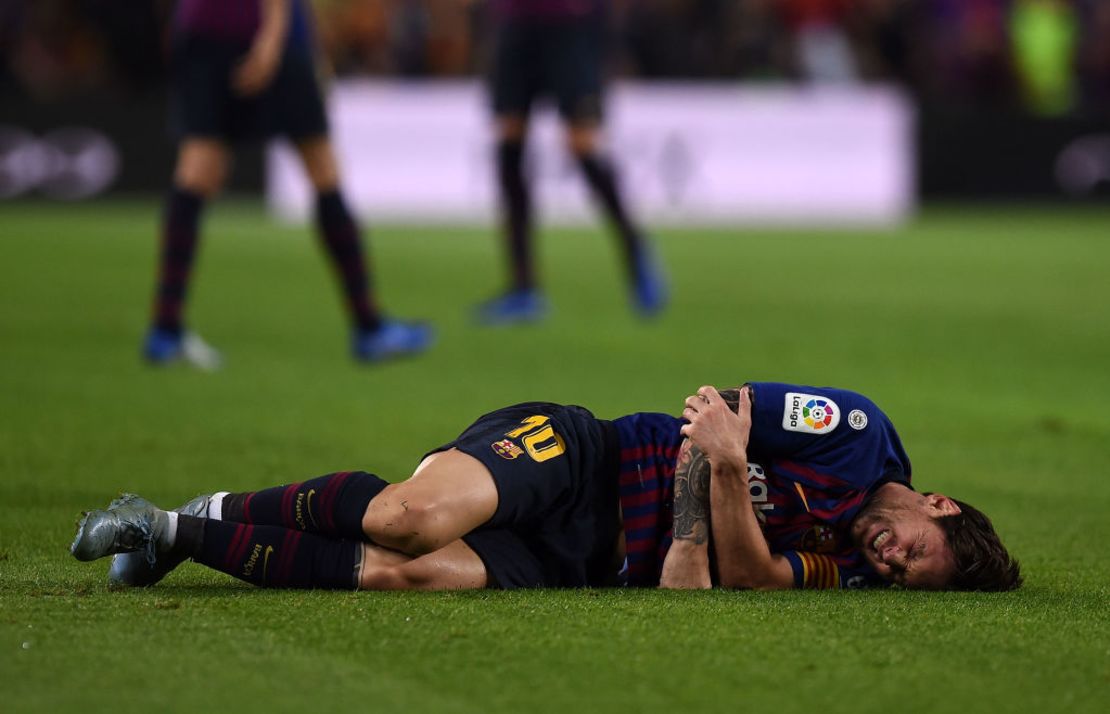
[106,493,212,587]
[71,494,169,567]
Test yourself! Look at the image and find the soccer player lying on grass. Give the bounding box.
[70,382,1022,592]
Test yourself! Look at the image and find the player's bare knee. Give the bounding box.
[174,140,229,197]
[565,126,599,157]
[362,494,444,555]
[384,502,444,555]
[296,137,339,192]
[497,115,527,143]
[175,162,226,197]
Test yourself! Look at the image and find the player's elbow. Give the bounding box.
[718,573,754,590]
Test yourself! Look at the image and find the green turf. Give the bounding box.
[1,200,1108,713]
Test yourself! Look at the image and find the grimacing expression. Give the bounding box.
[850,493,960,589]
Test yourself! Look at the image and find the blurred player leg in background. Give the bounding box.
[564,118,667,317]
[476,1,667,325]
[479,112,547,324]
[146,137,228,370]
[294,136,432,362]
[144,0,431,368]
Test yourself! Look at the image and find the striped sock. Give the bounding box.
[153,187,204,334]
[187,517,361,589]
[315,190,381,332]
[219,471,388,540]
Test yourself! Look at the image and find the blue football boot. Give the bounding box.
[474,289,549,325]
[631,248,669,317]
[353,319,434,362]
[143,328,223,371]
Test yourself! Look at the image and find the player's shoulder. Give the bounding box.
[749,381,911,486]
[611,411,686,448]
[749,381,891,436]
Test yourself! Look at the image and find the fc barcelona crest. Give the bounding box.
[800,525,838,554]
[492,439,524,460]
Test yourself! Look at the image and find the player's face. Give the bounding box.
[851,493,959,590]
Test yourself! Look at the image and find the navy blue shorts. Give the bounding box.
[489,16,607,123]
[170,34,328,142]
[460,529,547,589]
[431,402,621,588]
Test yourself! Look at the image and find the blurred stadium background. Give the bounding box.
[4,0,1110,206]
[2,2,1109,713]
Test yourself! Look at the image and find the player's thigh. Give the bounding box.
[549,19,605,131]
[173,138,231,196]
[496,114,529,144]
[269,48,331,171]
[169,36,242,176]
[489,22,537,130]
[359,539,488,590]
[361,448,499,552]
[294,136,340,192]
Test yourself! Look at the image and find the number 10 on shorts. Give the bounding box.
[504,416,567,462]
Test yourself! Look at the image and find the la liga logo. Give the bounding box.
[803,399,835,430]
[783,392,842,434]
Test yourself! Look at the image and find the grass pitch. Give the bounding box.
[1,200,1108,713]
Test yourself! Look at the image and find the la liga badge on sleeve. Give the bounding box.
[783,392,841,434]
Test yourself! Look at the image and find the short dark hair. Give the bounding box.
[935,498,1022,591]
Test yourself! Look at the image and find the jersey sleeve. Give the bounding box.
[781,551,883,589]
[745,382,912,490]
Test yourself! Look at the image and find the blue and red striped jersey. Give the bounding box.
[174,0,311,48]
[612,412,685,586]
[613,382,912,589]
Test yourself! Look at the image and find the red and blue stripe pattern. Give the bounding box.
[753,457,896,589]
[612,413,686,587]
[222,523,255,573]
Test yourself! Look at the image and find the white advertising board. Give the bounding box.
[267,81,914,226]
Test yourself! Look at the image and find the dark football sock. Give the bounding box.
[315,190,382,332]
[496,140,534,292]
[184,516,361,589]
[576,153,645,278]
[220,471,388,540]
[153,187,205,334]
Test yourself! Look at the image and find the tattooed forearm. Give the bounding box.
[670,386,750,546]
[672,440,712,544]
